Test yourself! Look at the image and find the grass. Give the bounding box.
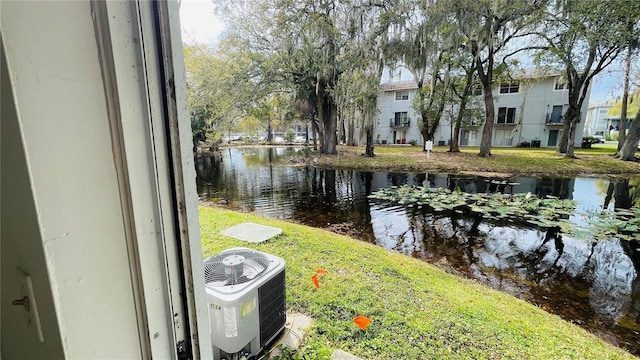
[301,144,640,177]
[200,207,635,359]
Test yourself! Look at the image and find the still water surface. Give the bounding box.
[196,147,640,355]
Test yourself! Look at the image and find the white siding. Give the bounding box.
[363,74,590,148]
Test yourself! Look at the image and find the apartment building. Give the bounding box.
[584,103,613,136]
[367,71,589,148]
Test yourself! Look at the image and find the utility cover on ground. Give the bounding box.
[221,222,282,243]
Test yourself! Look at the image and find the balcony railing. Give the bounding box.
[546,112,565,124]
[390,119,410,128]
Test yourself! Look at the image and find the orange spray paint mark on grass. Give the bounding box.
[311,274,320,288]
[353,315,372,330]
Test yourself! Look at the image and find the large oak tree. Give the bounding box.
[534,0,640,158]
[454,0,545,157]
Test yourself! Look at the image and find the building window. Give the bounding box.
[395,90,409,101]
[497,107,516,124]
[554,76,567,90]
[499,82,519,94]
[393,112,409,126]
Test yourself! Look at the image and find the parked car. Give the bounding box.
[592,135,605,143]
[293,136,305,143]
[581,136,604,148]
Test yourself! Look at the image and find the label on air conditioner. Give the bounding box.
[241,297,256,318]
[223,307,238,337]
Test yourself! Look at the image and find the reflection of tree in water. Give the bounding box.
[603,178,639,209]
[536,226,564,268]
[397,208,639,353]
[413,173,427,187]
[587,240,638,324]
[620,239,640,328]
[535,177,574,199]
[599,177,640,332]
[241,146,296,166]
[387,172,409,186]
[195,151,241,200]
[289,169,376,241]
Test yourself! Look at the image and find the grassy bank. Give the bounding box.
[200,207,634,359]
[301,144,640,177]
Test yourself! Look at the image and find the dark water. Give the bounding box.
[196,147,640,356]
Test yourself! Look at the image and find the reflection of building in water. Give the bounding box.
[510,176,575,199]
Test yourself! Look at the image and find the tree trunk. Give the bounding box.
[557,117,570,154]
[318,99,326,150]
[326,101,338,154]
[305,125,309,145]
[312,116,319,151]
[419,101,446,145]
[473,35,495,158]
[564,118,578,158]
[346,105,356,146]
[620,109,640,161]
[450,112,463,152]
[338,110,345,144]
[418,88,430,147]
[560,104,581,158]
[450,64,475,153]
[317,80,338,154]
[364,124,375,157]
[617,50,632,153]
[478,81,495,157]
[420,128,429,144]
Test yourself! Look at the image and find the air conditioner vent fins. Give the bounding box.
[204,249,270,286]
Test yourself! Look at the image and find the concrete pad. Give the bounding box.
[268,312,312,358]
[331,349,363,360]
[280,312,312,350]
[220,222,282,243]
[266,313,361,360]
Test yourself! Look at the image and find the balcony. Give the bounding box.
[390,119,410,128]
[546,112,565,125]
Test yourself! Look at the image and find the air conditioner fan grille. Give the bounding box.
[204,250,270,286]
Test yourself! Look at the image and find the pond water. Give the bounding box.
[196,147,640,356]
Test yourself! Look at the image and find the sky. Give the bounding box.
[179,0,224,45]
[178,0,623,105]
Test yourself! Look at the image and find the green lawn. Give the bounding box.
[200,207,635,359]
[303,144,640,176]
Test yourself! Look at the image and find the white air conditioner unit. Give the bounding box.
[204,247,286,360]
